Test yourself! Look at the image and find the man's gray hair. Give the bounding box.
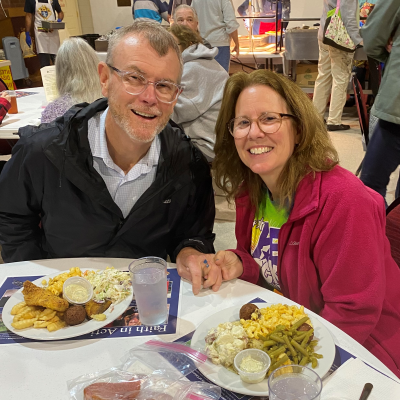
[173,5,198,23]
[106,21,183,82]
[56,37,102,103]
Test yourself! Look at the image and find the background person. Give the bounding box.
[179,69,400,377]
[192,0,240,72]
[0,23,217,285]
[169,24,228,161]
[24,0,64,68]
[173,5,212,49]
[359,0,400,203]
[168,0,191,21]
[132,0,169,23]
[0,92,11,126]
[312,0,362,131]
[41,38,103,123]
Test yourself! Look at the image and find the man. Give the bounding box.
[237,0,291,35]
[173,5,212,49]
[0,22,218,295]
[192,0,240,72]
[360,0,400,202]
[132,0,169,23]
[312,0,362,132]
[168,0,192,21]
[24,0,64,68]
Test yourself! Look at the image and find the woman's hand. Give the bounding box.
[214,250,244,281]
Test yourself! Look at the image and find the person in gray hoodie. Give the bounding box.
[360,0,400,203]
[313,0,363,131]
[170,24,229,161]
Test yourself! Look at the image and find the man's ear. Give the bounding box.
[98,62,110,98]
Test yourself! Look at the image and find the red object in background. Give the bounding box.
[259,19,281,34]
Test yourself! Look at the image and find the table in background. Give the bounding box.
[0,88,46,140]
[1,257,398,399]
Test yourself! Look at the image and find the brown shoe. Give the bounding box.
[327,124,351,131]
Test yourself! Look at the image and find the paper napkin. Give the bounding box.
[321,358,400,399]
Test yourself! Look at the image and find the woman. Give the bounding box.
[182,70,400,377]
[169,24,228,161]
[41,38,102,123]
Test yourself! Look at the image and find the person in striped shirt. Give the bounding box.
[132,0,169,23]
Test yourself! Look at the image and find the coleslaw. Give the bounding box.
[84,268,132,304]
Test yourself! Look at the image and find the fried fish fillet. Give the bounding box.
[85,299,112,319]
[22,281,69,312]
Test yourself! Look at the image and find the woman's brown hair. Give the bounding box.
[213,70,339,208]
[169,24,203,52]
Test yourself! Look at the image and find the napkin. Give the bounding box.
[321,358,400,400]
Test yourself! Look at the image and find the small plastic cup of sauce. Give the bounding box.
[63,276,93,305]
[234,348,271,384]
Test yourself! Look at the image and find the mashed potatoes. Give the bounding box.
[205,321,248,369]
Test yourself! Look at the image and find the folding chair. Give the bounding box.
[352,74,370,176]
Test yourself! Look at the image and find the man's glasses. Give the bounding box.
[107,64,182,104]
[228,112,297,138]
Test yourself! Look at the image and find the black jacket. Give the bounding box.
[0,99,215,262]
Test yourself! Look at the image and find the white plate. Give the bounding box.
[191,303,336,396]
[2,269,133,341]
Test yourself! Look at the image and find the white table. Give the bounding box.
[0,88,46,140]
[1,258,398,399]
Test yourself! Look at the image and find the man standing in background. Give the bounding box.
[24,0,64,68]
[192,0,240,72]
[360,0,400,202]
[168,0,192,21]
[313,0,362,132]
[132,0,169,23]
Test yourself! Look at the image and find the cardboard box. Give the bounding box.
[95,39,108,52]
[296,64,318,88]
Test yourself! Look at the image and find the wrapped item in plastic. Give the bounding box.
[68,341,218,400]
[120,340,207,381]
[67,367,143,400]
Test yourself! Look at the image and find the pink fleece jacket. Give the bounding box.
[231,165,400,377]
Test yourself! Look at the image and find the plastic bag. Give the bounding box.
[120,340,207,381]
[67,341,220,400]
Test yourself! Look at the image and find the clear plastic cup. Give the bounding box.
[268,364,322,400]
[234,349,271,384]
[62,276,93,305]
[3,90,18,114]
[129,257,168,326]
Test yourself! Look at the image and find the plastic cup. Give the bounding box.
[3,90,18,114]
[129,257,168,326]
[268,364,322,400]
[234,349,271,384]
[62,276,93,305]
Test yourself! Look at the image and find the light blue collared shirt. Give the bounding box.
[87,108,161,218]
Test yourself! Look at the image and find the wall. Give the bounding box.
[78,0,94,34]
[89,0,133,35]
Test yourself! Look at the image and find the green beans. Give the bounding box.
[269,354,289,372]
[270,333,285,344]
[283,335,297,357]
[299,356,309,366]
[269,345,287,358]
[290,316,310,331]
[291,339,309,357]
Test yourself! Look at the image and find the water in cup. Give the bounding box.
[269,374,321,400]
[268,365,322,400]
[129,257,168,326]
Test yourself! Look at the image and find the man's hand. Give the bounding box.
[214,250,243,281]
[386,38,393,53]
[176,247,222,295]
[1,91,11,103]
[25,31,32,47]
[231,44,240,57]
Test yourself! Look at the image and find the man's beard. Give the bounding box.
[108,94,171,143]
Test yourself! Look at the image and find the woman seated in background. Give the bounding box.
[169,24,228,161]
[179,70,400,377]
[0,91,11,125]
[41,37,102,123]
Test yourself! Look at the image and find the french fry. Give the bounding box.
[47,320,66,332]
[47,316,59,323]
[11,301,26,315]
[39,309,56,321]
[12,317,38,330]
[33,320,49,328]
